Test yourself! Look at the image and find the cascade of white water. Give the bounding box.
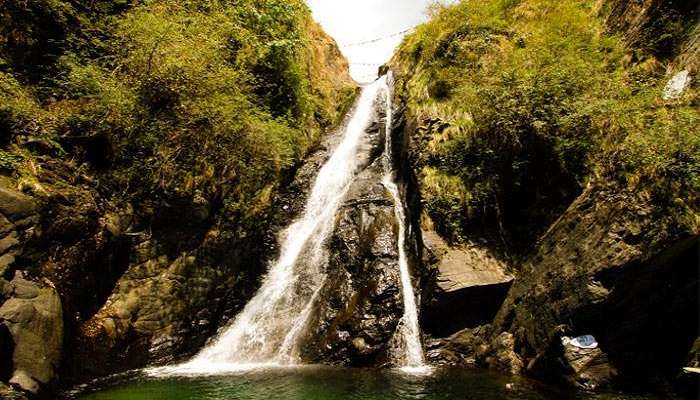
[380,76,428,373]
[148,78,388,376]
[147,75,428,377]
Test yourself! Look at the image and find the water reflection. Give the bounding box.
[69,366,662,400]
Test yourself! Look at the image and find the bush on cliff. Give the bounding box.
[0,0,356,229]
[393,0,699,252]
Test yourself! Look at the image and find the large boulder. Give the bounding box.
[558,337,618,390]
[0,272,63,395]
[0,183,36,223]
[423,180,698,393]
[67,90,366,380]
[422,227,513,337]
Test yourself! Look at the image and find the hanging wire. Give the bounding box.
[349,62,384,66]
[339,26,417,48]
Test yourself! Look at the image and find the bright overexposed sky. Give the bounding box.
[306,0,455,83]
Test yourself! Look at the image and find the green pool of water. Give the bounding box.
[68,366,661,400]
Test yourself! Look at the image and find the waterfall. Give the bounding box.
[147,75,427,377]
[148,78,388,376]
[380,76,428,373]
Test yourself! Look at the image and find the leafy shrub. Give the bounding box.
[0,0,356,228]
[0,150,22,171]
[394,0,699,251]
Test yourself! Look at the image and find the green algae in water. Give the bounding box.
[70,367,664,400]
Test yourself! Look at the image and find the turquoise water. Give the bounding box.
[68,366,662,400]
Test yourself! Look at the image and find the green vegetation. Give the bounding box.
[1,0,355,225]
[393,0,699,250]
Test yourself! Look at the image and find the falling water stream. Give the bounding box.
[148,75,427,377]
[381,76,428,372]
[70,55,661,400]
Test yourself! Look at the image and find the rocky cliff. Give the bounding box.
[0,0,355,398]
[298,87,426,367]
[1,0,698,398]
[391,0,698,396]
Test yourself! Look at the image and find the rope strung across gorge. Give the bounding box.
[339,26,417,48]
[350,62,384,66]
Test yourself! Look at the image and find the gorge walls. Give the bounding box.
[0,0,355,397]
[391,0,698,395]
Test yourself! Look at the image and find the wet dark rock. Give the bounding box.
[72,231,261,377]
[269,123,350,244]
[559,342,618,390]
[426,327,484,366]
[0,162,269,387]
[481,332,524,375]
[428,327,523,374]
[299,91,423,367]
[300,159,403,366]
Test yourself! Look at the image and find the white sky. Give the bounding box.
[306,0,454,83]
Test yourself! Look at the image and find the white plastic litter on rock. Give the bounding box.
[662,70,691,100]
[561,334,598,349]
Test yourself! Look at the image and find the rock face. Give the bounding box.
[0,174,140,395]
[70,90,365,378]
[0,106,356,394]
[420,180,699,391]
[0,164,273,386]
[0,181,63,396]
[0,178,36,281]
[390,0,699,393]
[600,0,699,66]
[0,273,63,395]
[486,183,698,386]
[1,0,357,396]
[74,238,258,376]
[298,89,425,366]
[300,159,404,366]
[421,227,513,337]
